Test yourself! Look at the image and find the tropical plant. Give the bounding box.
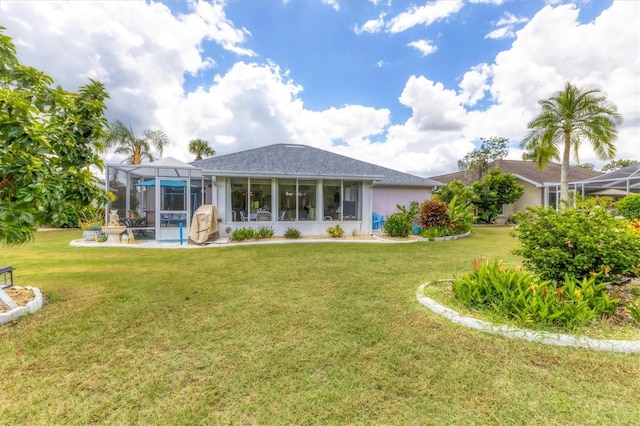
[104,119,169,165]
[283,228,301,239]
[512,206,640,282]
[520,82,622,205]
[446,196,474,234]
[452,257,618,330]
[326,224,344,238]
[0,28,111,245]
[188,138,215,161]
[435,179,474,206]
[231,227,255,241]
[419,200,448,228]
[471,168,524,223]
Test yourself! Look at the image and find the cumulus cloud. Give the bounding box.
[485,12,529,39]
[354,13,386,34]
[407,39,437,56]
[1,0,637,177]
[385,0,464,34]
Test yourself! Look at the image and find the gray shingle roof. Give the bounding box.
[428,160,603,186]
[192,144,442,187]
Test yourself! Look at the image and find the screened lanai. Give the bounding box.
[105,157,211,241]
[571,162,640,197]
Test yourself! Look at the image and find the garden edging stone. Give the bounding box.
[0,286,43,325]
[417,280,640,354]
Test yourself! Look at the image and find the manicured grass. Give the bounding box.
[1,227,639,424]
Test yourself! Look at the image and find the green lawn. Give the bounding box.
[1,227,639,425]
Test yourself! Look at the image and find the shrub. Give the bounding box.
[471,168,524,223]
[512,207,640,282]
[255,226,274,240]
[326,224,344,238]
[617,194,640,219]
[231,227,255,241]
[452,257,618,329]
[419,200,448,228]
[631,219,640,236]
[384,213,411,237]
[573,194,616,211]
[446,196,474,234]
[283,228,301,239]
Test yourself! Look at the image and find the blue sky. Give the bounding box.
[1,0,638,176]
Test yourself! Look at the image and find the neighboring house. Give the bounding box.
[428,160,603,217]
[571,162,640,197]
[106,144,441,240]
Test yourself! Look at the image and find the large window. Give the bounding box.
[323,180,341,220]
[298,180,316,221]
[231,178,273,222]
[231,178,360,222]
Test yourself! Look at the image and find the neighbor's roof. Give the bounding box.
[428,159,603,186]
[192,144,442,187]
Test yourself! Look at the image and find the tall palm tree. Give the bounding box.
[104,120,169,165]
[520,82,622,205]
[188,138,215,161]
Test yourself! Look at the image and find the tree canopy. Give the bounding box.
[188,138,215,161]
[471,168,524,223]
[602,159,637,172]
[104,120,168,165]
[0,28,110,245]
[520,82,622,205]
[458,137,509,181]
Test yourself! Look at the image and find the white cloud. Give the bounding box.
[1,0,637,177]
[485,12,529,39]
[322,0,340,11]
[457,64,493,106]
[407,39,437,56]
[354,13,386,34]
[386,0,464,34]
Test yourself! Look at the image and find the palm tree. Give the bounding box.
[104,120,169,165]
[188,138,215,161]
[520,82,622,205]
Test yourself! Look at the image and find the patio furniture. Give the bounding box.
[256,211,272,221]
[0,266,14,289]
[372,212,385,230]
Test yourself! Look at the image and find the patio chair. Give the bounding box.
[256,211,272,221]
[278,210,286,221]
[372,212,385,230]
[239,210,248,221]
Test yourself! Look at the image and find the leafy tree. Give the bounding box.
[602,159,638,172]
[471,168,524,223]
[435,179,475,206]
[458,136,509,180]
[104,119,168,164]
[520,82,622,205]
[575,163,595,170]
[0,28,110,245]
[188,138,215,161]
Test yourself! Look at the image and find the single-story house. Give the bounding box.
[105,144,442,240]
[428,160,604,217]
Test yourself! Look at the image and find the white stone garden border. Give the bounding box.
[417,280,640,354]
[0,286,43,325]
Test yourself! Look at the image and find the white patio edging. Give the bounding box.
[0,286,43,325]
[417,280,640,354]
